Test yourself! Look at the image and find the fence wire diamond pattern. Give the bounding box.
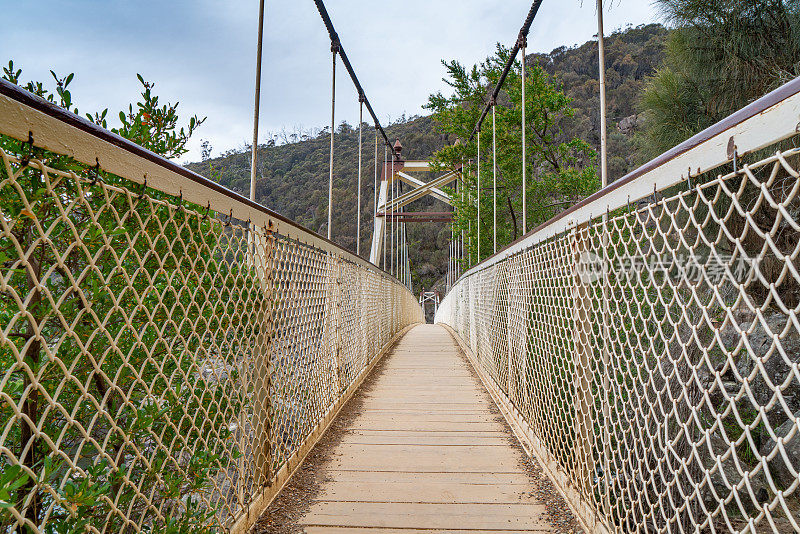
[0,147,421,532]
[438,147,800,533]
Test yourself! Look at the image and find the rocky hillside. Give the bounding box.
[529,23,668,178]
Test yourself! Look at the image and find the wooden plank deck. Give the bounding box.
[293,324,552,533]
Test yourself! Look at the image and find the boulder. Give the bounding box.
[618,114,642,135]
[759,411,800,492]
[698,429,769,514]
[717,310,800,429]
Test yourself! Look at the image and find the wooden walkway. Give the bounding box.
[293,324,552,533]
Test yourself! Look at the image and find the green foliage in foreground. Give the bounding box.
[638,0,800,158]
[1,62,241,533]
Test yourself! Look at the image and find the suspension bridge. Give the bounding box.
[1,1,799,533]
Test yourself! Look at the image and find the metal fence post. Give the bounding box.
[253,223,276,489]
[336,257,344,393]
[506,258,521,407]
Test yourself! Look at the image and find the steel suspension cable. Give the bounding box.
[467,159,472,267]
[249,0,266,203]
[406,226,410,288]
[374,129,378,235]
[397,183,406,280]
[394,159,398,276]
[458,157,462,280]
[405,204,408,287]
[461,158,465,276]
[492,101,497,254]
[246,0,264,479]
[467,0,545,142]
[596,1,613,515]
[390,156,394,275]
[461,0,545,262]
[392,183,396,304]
[399,182,403,283]
[454,159,461,286]
[597,0,608,189]
[477,129,481,262]
[520,36,527,233]
[450,239,454,289]
[328,46,337,239]
[311,0,399,159]
[405,234,408,288]
[381,146,389,271]
[357,97,363,256]
[398,182,402,279]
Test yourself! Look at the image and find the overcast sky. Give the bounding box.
[4,1,660,163]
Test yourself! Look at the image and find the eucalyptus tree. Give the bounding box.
[425,45,598,263]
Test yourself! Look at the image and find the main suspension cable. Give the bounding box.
[312,0,399,158]
[467,0,545,143]
[464,0,544,267]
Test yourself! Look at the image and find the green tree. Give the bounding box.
[638,0,800,158]
[425,45,598,263]
[0,61,244,533]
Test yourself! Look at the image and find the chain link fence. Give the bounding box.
[0,93,422,532]
[438,110,800,530]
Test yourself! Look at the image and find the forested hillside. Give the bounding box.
[186,23,668,290]
[530,23,668,177]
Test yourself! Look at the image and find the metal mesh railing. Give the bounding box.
[437,119,800,530]
[0,102,421,532]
